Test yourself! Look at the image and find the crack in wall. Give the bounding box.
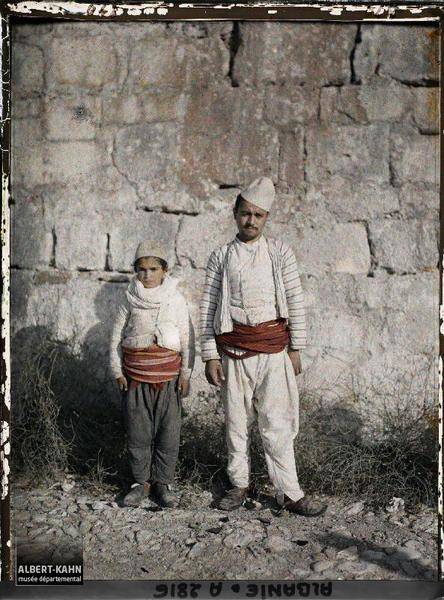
[350,25,362,85]
[363,221,377,278]
[302,130,308,192]
[174,215,183,267]
[49,227,57,268]
[137,205,199,216]
[227,21,241,88]
[104,233,112,271]
[388,76,439,89]
[110,135,145,205]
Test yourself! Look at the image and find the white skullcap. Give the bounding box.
[134,241,168,264]
[240,176,275,212]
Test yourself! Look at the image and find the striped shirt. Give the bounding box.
[199,236,307,362]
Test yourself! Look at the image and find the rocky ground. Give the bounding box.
[12,476,438,581]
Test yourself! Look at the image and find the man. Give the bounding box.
[199,176,326,516]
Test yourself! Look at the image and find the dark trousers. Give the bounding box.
[121,377,181,485]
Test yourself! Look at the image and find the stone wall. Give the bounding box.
[10,21,439,406]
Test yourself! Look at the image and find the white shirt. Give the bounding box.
[228,236,277,325]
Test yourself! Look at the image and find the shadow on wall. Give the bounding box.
[11,279,132,486]
[10,319,438,507]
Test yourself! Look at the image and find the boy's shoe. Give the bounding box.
[218,487,249,511]
[282,494,327,517]
[123,482,151,507]
[151,482,177,508]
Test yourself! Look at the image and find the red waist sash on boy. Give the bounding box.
[122,344,181,390]
[215,318,290,360]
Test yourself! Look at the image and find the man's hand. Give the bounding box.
[205,359,225,387]
[288,350,302,376]
[116,376,128,391]
[178,373,190,398]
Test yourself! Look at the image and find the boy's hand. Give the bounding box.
[205,359,225,387]
[116,376,128,391]
[288,350,302,375]
[178,374,190,398]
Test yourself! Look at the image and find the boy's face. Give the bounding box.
[234,198,268,243]
[135,257,166,288]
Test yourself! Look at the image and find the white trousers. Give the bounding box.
[220,349,304,503]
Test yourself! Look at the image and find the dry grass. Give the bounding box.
[12,332,438,508]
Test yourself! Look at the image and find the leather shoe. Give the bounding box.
[218,487,248,511]
[282,495,327,517]
[123,482,151,507]
[151,482,177,508]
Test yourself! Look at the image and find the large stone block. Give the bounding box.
[180,84,279,199]
[412,88,439,134]
[12,42,44,97]
[233,23,356,86]
[305,177,399,222]
[53,207,108,271]
[46,141,105,186]
[268,191,305,226]
[277,128,305,193]
[369,218,438,273]
[108,210,180,272]
[301,270,438,396]
[48,37,118,89]
[306,125,390,184]
[11,197,53,269]
[357,271,438,353]
[11,119,46,189]
[355,25,439,84]
[269,222,371,276]
[13,97,44,119]
[102,91,186,125]
[45,95,102,141]
[126,34,228,93]
[398,183,439,220]
[320,82,411,125]
[177,207,236,269]
[391,131,439,186]
[113,122,180,197]
[264,85,319,128]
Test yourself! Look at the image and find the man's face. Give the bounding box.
[234,198,269,242]
[135,257,166,288]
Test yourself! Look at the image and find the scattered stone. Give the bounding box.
[64,525,80,539]
[311,560,333,573]
[338,560,371,574]
[135,530,152,545]
[61,480,75,493]
[361,549,386,561]
[323,547,337,559]
[337,546,359,560]
[345,501,365,516]
[79,522,91,535]
[265,535,294,553]
[223,530,255,549]
[188,542,206,558]
[91,501,108,511]
[386,497,405,514]
[185,538,196,546]
[206,526,222,535]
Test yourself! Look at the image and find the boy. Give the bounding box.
[110,241,194,508]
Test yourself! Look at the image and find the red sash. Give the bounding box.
[216,318,289,360]
[122,344,181,390]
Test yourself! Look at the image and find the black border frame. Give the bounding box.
[1,3,443,598]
